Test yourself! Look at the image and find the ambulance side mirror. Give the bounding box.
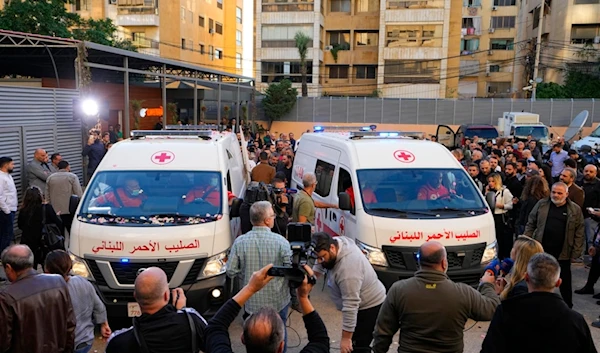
[338,192,352,211]
[230,198,242,218]
[485,191,496,212]
[69,195,80,215]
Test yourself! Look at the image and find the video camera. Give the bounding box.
[267,222,317,288]
[244,182,288,209]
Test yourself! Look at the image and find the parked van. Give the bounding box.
[436,124,499,149]
[69,127,247,318]
[292,128,497,287]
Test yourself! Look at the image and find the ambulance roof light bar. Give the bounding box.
[130,130,214,140]
[313,125,377,133]
[165,124,222,131]
[349,131,425,139]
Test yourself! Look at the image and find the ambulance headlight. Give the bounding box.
[198,250,228,279]
[481,241,498,264]
[70,253,94,281]
[356,240,388,267]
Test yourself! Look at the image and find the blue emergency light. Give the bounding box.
[313,126,324,132]
[379,132,399,137]
[120,258,130,263]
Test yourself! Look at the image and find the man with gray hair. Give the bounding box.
[292,172,338,225]
[227,200,293,351]
[106,267,207,352]
[481,253,597,353]
[525,181,585,308]
[0,244,76,353]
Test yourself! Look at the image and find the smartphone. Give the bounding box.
[267,266,305,283]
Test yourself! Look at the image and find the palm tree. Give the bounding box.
[294,31,311,97]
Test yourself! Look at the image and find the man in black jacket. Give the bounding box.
[481,253,597,353]
[106,267,207,353]
[206,263,329,353]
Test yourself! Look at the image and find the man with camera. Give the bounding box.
[227,201,293,351]
[312,232,386,353]
[207,263,329,353]
[240,179,292,237]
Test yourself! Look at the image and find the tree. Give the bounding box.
[536,82,567,99]
[294,31,311,97]
[0,0,135,51]
[262,80,297,129]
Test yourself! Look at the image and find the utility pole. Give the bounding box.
[531,0,545,101]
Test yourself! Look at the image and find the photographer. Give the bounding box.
[207,264,329,353]
[240,179,292,237]
[82,131,106,182]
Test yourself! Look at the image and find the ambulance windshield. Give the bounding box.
[78,171,223,226]
[356,168,487,218]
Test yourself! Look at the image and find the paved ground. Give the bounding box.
[2,263,600,352]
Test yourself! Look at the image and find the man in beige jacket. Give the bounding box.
[46,160,83,237]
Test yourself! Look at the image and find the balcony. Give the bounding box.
[324,49,351,64]
[116,0,159,26]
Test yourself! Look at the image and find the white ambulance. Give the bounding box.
[292,127,497,288]
[69,127,247,318]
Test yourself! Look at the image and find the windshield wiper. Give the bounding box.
[80,213,154,224]
[368,208,439,217]
[427,207,486,214]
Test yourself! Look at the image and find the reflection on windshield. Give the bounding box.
[591,126,600,138]
[466,129,498,139]
[514,126,548,139]
[78,171,223,226]
[356,168,487,218]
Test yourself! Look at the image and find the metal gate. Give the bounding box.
[0,86,81,235]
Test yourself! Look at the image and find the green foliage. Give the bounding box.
[262,80,297,127]
[536,82,567,99]
[536,70,600,99]
[294,31,311,97]
[0,0,135,51]
[330,43,350,63]
[370,89,382,98]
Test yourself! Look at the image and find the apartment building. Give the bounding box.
[458,0,520,98]
[0,0,251,76]
[256,0,462,98]
[517,0,600,89]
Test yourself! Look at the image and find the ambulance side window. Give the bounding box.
[338,168,355,215]
[314,159,335,197]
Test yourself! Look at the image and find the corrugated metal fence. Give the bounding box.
[264,97,600,127]
[0,86,82,206]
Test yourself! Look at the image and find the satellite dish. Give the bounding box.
[563,110,589,143]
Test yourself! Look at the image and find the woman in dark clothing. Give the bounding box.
[18,186,62,269]
[518,175,549,234]
[540,164,554,188]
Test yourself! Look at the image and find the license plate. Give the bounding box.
[127,302,141,317]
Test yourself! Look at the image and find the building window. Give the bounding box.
[199,16,205,27]
[459,60,479,76]
[491,16,515,29]
[328,31,350,46]
[215,22,223,34]
[200,44,205,54]
[490,39,514,50]
[209,45,214,60]
[188,40,193,50]
[181,38,186,49]
[262,0,314,12]
[330,0,351,12]
[493,0,515,5]
[236,30,243,46]
[236,53,242,69]
[386,25,443,47]
[261,61,314,83]
[217,0,223,9]
[383,60,441,84]
[487,82,512,96]
[460,39,479,54]
[489,64,501,72]
[464,0,481,6]
[355,0,378,12]
[75,0,89,11]
[236,7,243,23]
[571,24,600,44]
[355,31,378,46]
[355,65,377,79]
[215,49,223,59]
[388,0,443,9]
[180,6,186,21]
[314,160,335,197]
[328,66,349,79]
[262,26,313,48]
[209,18,214,31]
[575,0,600,3]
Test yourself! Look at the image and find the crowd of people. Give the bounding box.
[2,123,600,353]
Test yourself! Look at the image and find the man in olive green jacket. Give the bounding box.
[524,181,585,308]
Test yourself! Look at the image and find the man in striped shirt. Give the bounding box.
[227,201,292,352]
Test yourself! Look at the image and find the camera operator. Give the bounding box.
[207,263,328,353]
[240,179,292,237]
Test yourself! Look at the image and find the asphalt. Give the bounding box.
[2,263,600,352]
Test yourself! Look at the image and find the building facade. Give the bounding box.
[0,0,251,76]
[256,0,463,98]
[516,0,600,89]
[457,0,521,98]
